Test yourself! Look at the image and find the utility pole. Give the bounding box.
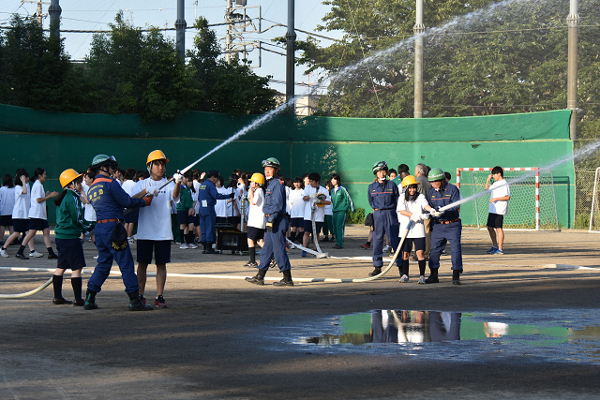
[175,0,187,59]
[413,0,425,119]
[223,0,262,67]
[22,0,49,26]
[567,0,580,140]
[286,0,296,106]
[225,0,234,63]
[48,0,61,39]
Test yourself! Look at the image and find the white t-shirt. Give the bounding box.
[82,182,97,222]
[193,180,201,215]
[284,185,291,215]
[133,178,178,241]
[289,188,305,218]
[215,187,228,217]
[303,185,330,223]
[247,187,266,229]
[0,186,15,216]
[488,180,511,216]
[396,193,429,238]
[324,190,333,216]
[28,180,47,220]
[121,179,135,196]
[12,184,30,219]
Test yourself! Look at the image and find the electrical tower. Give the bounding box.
[21,0,49,25]
[224,0,262,67]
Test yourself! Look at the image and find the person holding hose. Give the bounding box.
[245,157,294,286]
[367,161,401,277]
[425,168,463,285]
[197,169,234,254]
[84,154,154,311]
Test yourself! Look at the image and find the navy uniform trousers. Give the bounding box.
[258,216,291,272]
[429,220,463,271]
[372,209,401,268]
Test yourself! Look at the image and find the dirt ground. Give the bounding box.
[1,225,600,399]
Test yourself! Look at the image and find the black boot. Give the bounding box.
[202,242,207,254]
[452,270,462,285]
[245,269,267,285]
[368,267,382,277]
[128,290,153,311]
[425,268,439,284]
[84,289,98,310]
[273,269,294,286]
[205,243,216,254]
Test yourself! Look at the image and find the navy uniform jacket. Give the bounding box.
[88,176,146,220]
[197,179,230,211]
[368,179,399,210]
[428,182,461,222]
[263,177,286,223]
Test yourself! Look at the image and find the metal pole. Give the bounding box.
[567,0,580,140]
[286,0,296,108]
[175,0,187,59]
[48,0,61,39]
[413,0,425,119]
[225,0,233,64]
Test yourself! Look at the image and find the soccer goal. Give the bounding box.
[456,167,560,230]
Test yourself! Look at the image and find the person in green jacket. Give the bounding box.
[52,169,94,306]
[177,172,197,249]
[330,174,355,249]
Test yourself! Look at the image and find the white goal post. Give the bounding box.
[456,167,559,231]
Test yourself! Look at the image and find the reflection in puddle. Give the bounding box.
[291,310,600,363]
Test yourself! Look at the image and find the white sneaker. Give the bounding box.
[418,275,426,284]
[93,255,99,259]
[383,245,391,253]
[29,250,43,258]
[0,248,8,258]
[180,243,189,249]
[187,243,198,249]
[399,275,409,283]
[128,237,136,244]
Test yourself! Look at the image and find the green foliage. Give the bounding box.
[0,13,276,122]
[346,207,365,224]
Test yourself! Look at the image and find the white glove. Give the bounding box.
[410,214,422,223]
[430,209,444,218]
[309,192,318,200]
[173,173,183,183]
[148,187,160,197]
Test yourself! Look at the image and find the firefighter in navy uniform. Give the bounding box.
[197,169,233,254]
[84,154,154,311]
[367,161,401,277]
[425,168,463,285]
[245,157,293,286]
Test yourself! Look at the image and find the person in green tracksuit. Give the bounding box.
[52,169,94,306]
[330,174,354,249]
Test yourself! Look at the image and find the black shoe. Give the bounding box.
[332,244,343,249]
[452,270,462,285]
[368,267,382,277]
[205,248,216,254]
[52,297,73,305]
[48,253,58,259]
[15,252,28,260]
[245,274,265,285]
[73,299,85,306]
[425,276,439,284]
[128,290,153,311]
[84,290,98,310]
[273,278,294,286]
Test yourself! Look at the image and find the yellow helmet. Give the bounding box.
[401,175,420,188]
[59,169,83,188]
[249,172,265,186]
[316,193,327,207]
[146,150,169,165]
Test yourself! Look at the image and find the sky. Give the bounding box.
[0,0,343,94]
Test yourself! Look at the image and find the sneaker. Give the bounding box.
[301,250,307,257]
[187,243,198,249]
[139,294,147,305]
[15,252,29,260]
[418,275,426,284]
[243,261,258,268]
[29,250,43,258]
[180,243,189,249]
[93,255,99,259]
[399,275,409,283]
[361,243,371,250]
[383,245,391,253]
[269,259,278,269]
[486,246,498,254]
[0,248,7,258]
[491,248,504,255]
[128,237,136,244]
[155,295,168,308]
[256,249,262,255]
[441,250,448,256]
[332,244,343,249]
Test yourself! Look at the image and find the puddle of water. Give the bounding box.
[287,309,600,364]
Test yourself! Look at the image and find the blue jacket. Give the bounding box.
[88,176,146,220]
[263,177,286,222]
[428,182,461,222]
[368,179,399,210]
[198,179,229,209]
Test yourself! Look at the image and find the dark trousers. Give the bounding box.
[258,217,291,272]
[372,209,400,268]
[429,220,463,271]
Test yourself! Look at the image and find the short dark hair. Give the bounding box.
[444,171,451,181]
[331,173,341,185]
[388,169,397,176]
[397,164,409,174]
[3,174,14,188]
[492,166,504,176]
[308,172,320,183]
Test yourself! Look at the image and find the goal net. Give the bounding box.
[456,167,559,230]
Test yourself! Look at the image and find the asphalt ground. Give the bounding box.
[1,225,600,399]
